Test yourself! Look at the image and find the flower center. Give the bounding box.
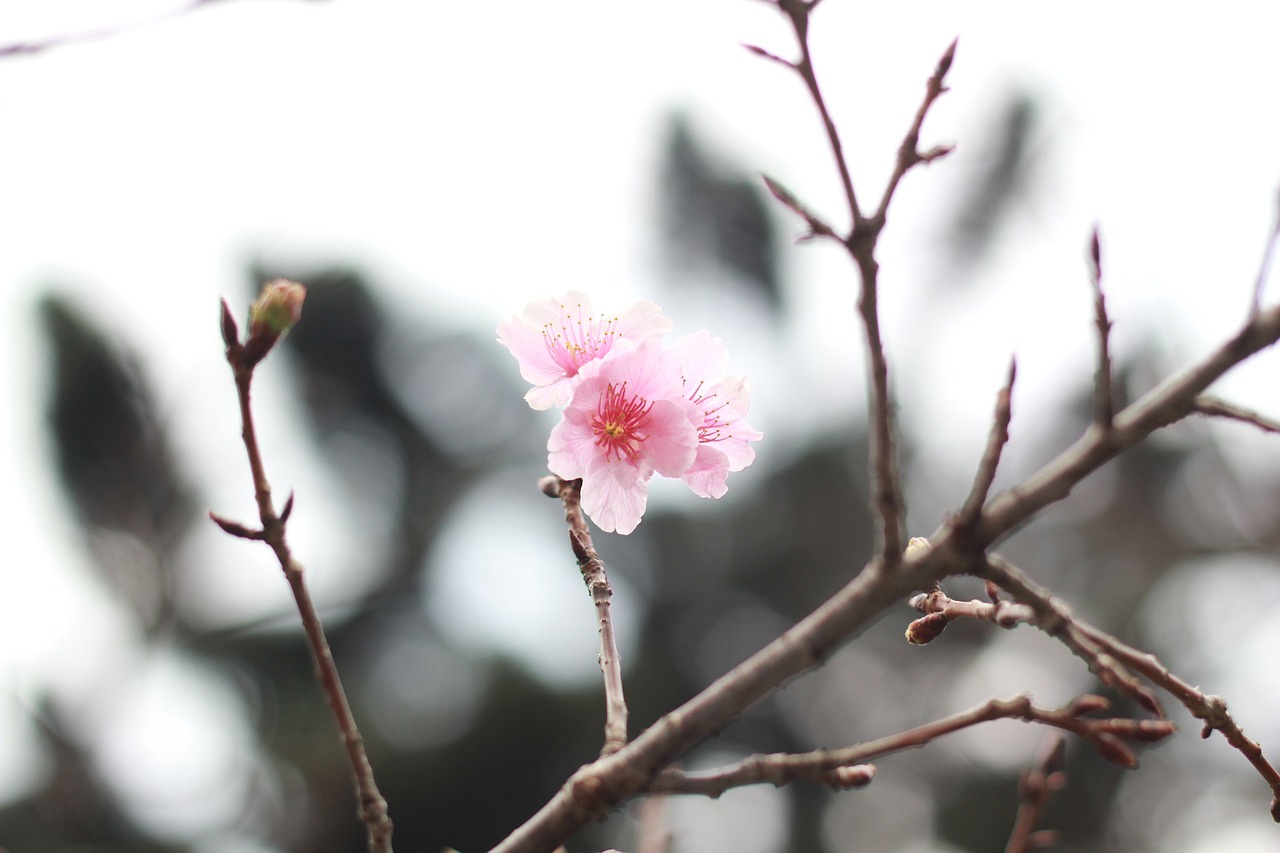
[592,382,652,462]
[541,302,620,376]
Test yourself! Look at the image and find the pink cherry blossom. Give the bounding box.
[497,291,672,410]
[671,331,763,499]
[547,341,699,534]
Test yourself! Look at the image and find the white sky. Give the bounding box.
[2,1,1280,848]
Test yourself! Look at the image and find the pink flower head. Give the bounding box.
[548,341,699,534]
[671,331,763,499]
[497,291,673,410]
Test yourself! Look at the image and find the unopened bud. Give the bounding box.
[1067,695,1110,717]
[251,279,306,336]
[538,475,562,498]
[905,612,950,645]
[1093,733,1139,769]
[240,279,306,368]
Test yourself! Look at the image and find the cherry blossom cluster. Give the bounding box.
[498,292,762,534]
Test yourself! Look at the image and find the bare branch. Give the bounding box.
[546,477,629,756]
[871,38,959,224]
[0,0,314,59]
[973,302,1280,547]
[956,358,1017,528]
[1087,226,1116,427]
[1004,735,1067,853]
[212,286,393,853]
[979,555,1164,716]
[1191,396,1280,434]
[742,42,796,70]
[762,175,839,242]
[1071,622,1280,821]
[651,695,1169,798]
[980,556,1280,820]
[776,0,862,229]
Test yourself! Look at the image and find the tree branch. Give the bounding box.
[650,695,1169,798]
[543,476,629,757]
[978,555,1280,819]
[212,291,393,853]
[1087,226,1115,428]
[1004,735,1067,853]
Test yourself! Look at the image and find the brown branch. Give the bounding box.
[1071,622,1280,821]
[905,583,1035,645]
[0,0,316,59]
[978,555,1164,716]
[1191,396,1280,434]
[762,174,839,242]
[979,556,1280,820]
[1087,226,1115,428]
[1004,735,1067,853]
[212,291,393,853]
[778,0,862,230]
[650,695,1169,798]
[972,302,1280,547]
[760,9,955,563]
[542,476,629,757]
[870,37,959,225]
[956,358,1017,528]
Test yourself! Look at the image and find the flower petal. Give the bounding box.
[681,444,732,499]
[580,458,652,534]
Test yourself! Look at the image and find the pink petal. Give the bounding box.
[672,330,727,388]
[614,299,674,342]
[640,399,700,478]
[496,315,568,390]
[681,445,732,499]
[581,458,651,534]
[546,384,607,479]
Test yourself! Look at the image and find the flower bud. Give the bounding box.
[250,279,306,337]
[240,279,306,368]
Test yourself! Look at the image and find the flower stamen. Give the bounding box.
[591,381,654,462]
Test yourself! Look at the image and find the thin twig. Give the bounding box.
[980,555,1280,820]
[213,296,393,853]
[972,302,1280,547]
[0,0,310,58]
[544,476,629,756]
[778,0,862,230]
[1004,735,1067,853]
[956,358,1017,528]
[870,38,959,225]
[650,694,1170,798]
[1072,622,1280,820]
[1191,396,1280,434]
[979,555,1164,716]
[762,174,839,242]
[1087,226,1115,427]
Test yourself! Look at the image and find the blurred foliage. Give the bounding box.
[12,109,1280,853]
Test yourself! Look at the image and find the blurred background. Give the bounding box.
[4,2,1280,851]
